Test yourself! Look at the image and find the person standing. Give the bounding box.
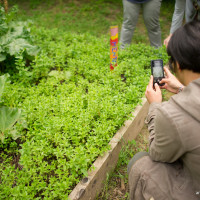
[120,0,162,49]
[164,0,200,47]
[186,0,200,21]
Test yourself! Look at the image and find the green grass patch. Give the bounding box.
[10,0,175,41]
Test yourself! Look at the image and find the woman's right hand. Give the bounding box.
[159,67,184,94]
[164,34,172,47]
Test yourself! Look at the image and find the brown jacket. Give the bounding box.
[129,78,200,200]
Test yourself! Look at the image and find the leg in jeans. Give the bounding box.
[120,0,140,49]
[143,0,162,48]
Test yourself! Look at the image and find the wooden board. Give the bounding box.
[69,98,149,200]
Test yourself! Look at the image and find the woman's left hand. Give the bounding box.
[145,75,162,104]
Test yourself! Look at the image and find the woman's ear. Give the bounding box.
[176,61,181,72]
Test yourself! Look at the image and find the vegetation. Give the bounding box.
[0,0,174,199]
[0,74,21,143]
[0,5,38,70]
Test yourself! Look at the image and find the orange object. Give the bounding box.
[110,26,118,70]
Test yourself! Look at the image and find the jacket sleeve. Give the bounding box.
[146,102,185,163]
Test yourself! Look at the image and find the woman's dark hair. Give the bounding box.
[167,20,200,73]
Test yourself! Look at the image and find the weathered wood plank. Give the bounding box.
[69,98,149,200]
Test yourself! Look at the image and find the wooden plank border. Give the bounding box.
[69,98,149,200]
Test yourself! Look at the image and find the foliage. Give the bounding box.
[0,25,169,199]
[2,1,175,199]
[0,5,38,69]
[0,74,21,142]
[10,0,175,47]
[10,0,123,38]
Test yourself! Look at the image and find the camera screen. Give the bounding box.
[153,61,163,77]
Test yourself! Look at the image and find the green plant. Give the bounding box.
[0,5,38,69]
[0,8,170,197]
[0,74,21,142]
[97,173,111,200]
[0,28,168,198]
[0,0,176,198]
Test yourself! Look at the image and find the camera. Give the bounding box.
[151,59,165,86]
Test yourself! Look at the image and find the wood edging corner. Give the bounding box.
[69,98,149,200]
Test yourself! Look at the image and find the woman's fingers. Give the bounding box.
[163,66,172,77]
[154,83,161,92]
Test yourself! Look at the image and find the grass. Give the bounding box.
[11,0,123,37]
[10,0,175,42]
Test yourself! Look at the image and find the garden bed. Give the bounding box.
[0,26,168,199]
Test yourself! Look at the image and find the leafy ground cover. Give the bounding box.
[0,0,174,199]
[0,26,168,198]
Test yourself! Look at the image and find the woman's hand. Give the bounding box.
[164,34,172,47]
[145,75,162,104]
[159,67,184,94]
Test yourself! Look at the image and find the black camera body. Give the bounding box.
[151,59,165,86]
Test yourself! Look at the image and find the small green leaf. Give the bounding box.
[6,38,29,56]
[0,74,9,99]
[0,106,21,133]
[9,128,21,140]
[0,133,5,143]
[0,53,6,61]
[5,38,38,57]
